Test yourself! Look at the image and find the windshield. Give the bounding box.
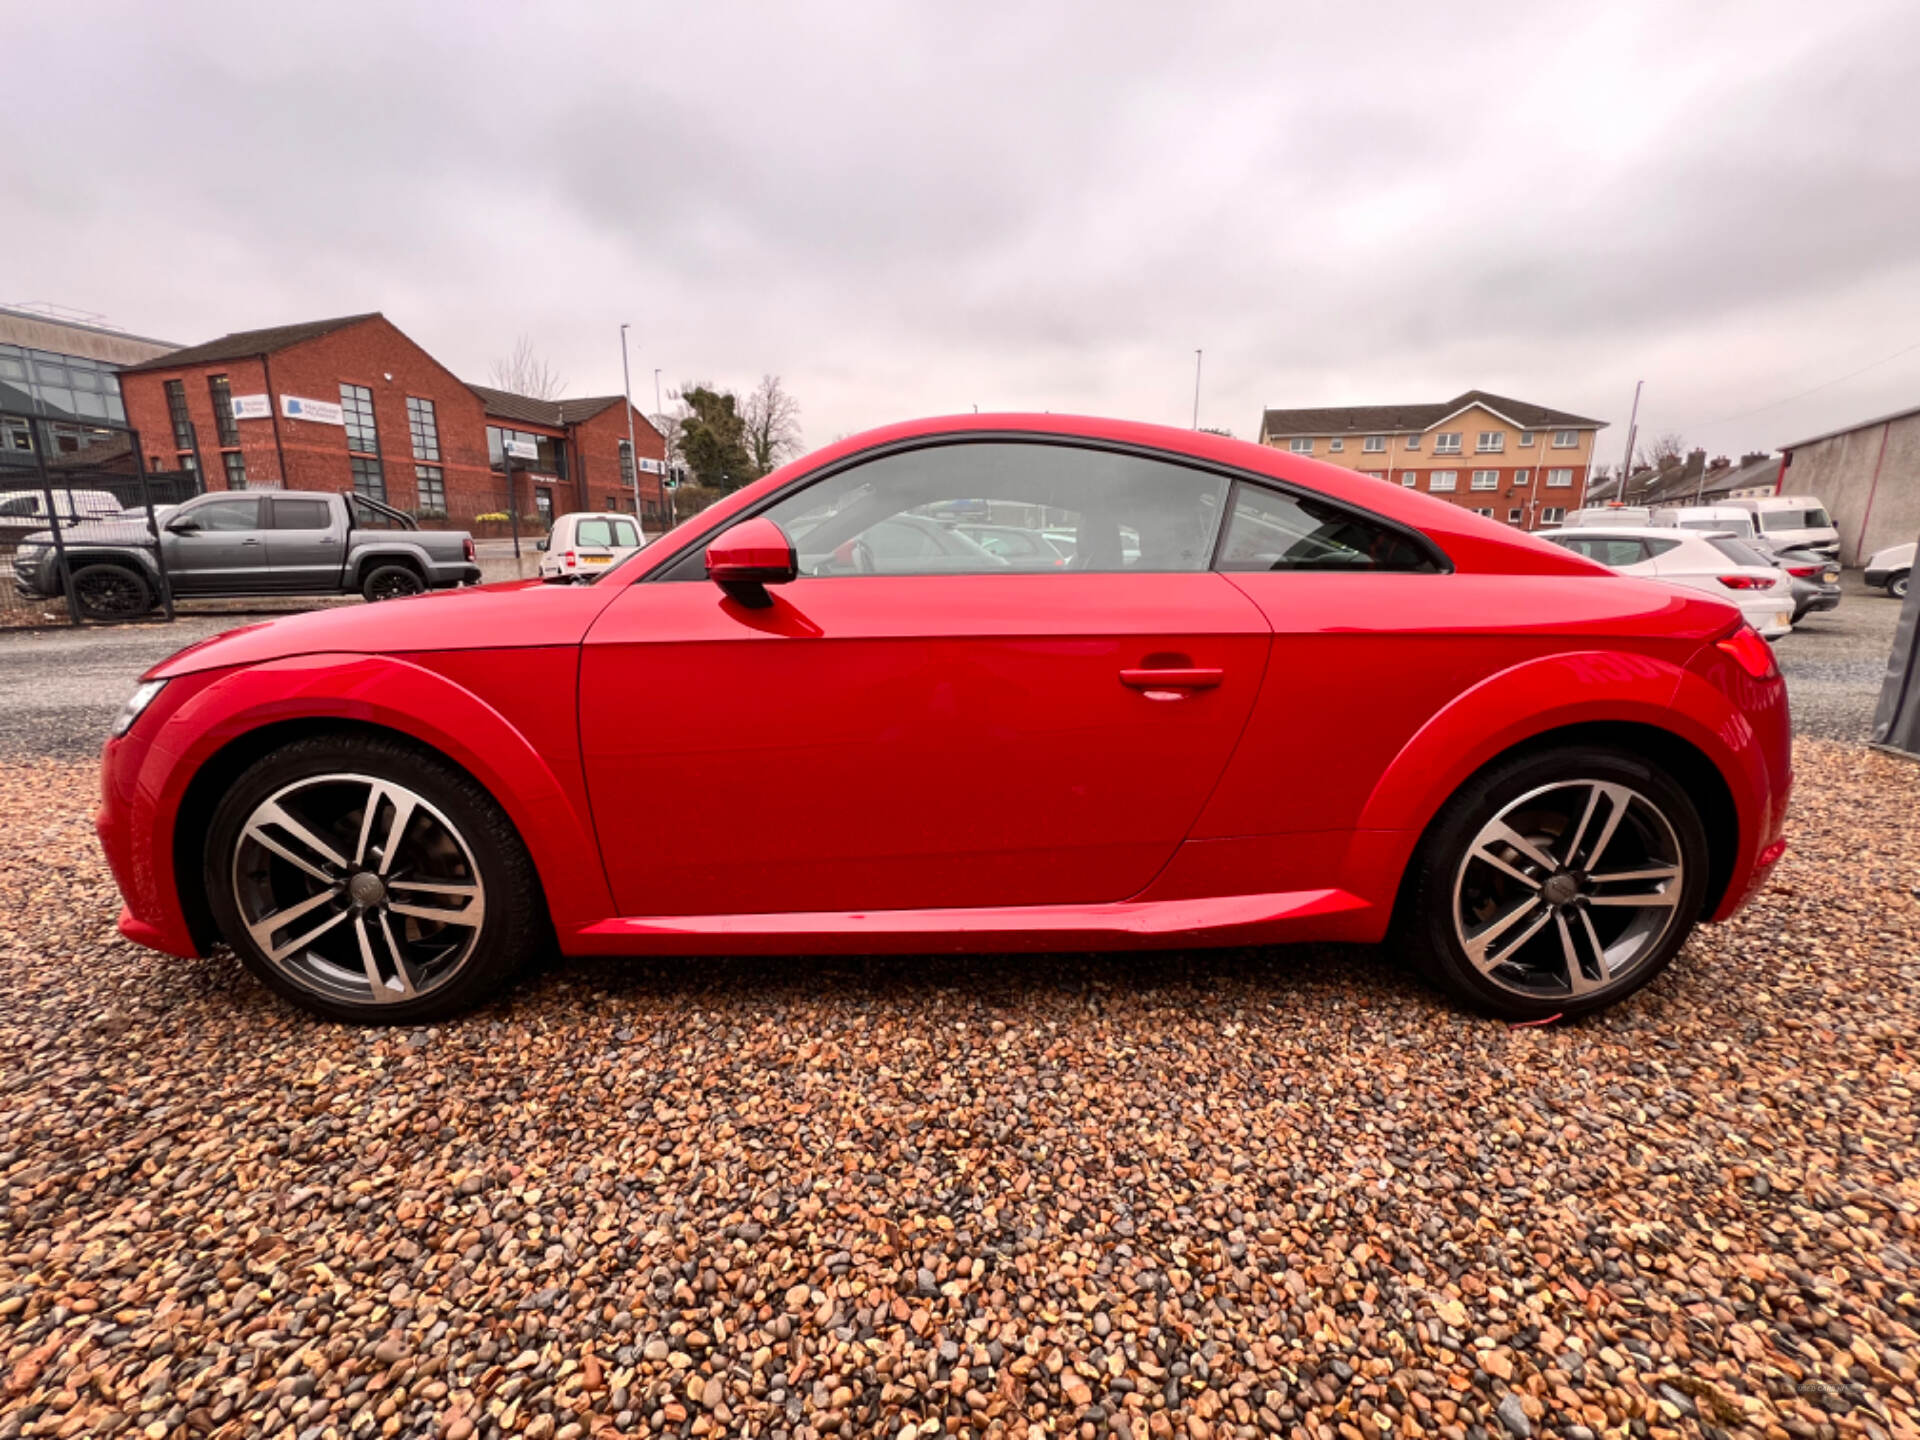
[1760,507,1831,533]
[1707,536,1772,567]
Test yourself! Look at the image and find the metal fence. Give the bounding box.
[1,409,199,627]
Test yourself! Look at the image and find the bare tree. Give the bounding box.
[741,374,803,479]
[488,335,566,400]
[1637,432,1685,472]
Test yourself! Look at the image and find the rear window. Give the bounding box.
[1760,507,1831,532]
[1707,537,1772,567]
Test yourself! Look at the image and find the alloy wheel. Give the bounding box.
[73,567,147,618]
[1450,779,1686,1002]
[230,773,487,1007]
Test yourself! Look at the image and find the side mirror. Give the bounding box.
[706,516,797,606]
[165,516,198,534]
[535,538,548,551]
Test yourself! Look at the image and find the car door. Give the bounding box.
[163,495,266,593]
[578,439,1271,917]
[264,495,341,592]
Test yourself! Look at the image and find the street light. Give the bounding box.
[619,323,641,521]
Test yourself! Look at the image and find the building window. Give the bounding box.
[1552,429,1578,448]
[1541,506,1566,524]
[1546,468,1574,488]
[534,488,553,524]
[1288,437,1313,454]
[1471,469,1500,490]
[1363,435,1386,453]
[406,397,440,462]
[1429,470,1458,492]
[1433,432,1461,455]
[1507,508,1524,524]
[1359,469,1386,479]
[221,451,248,489]
[1518,431,1535,446]
[1400,471,1418,487]
[340,383,380,454]
[1473,507,1494,517]
[208,375,239,446]
[415,465,445,514]
[164,380,193,451]
[1404,435,1420,451]
[350,455,386,502]
[1476,432,1504,453]
[1328,437,1345,453]
[618,439,636,487]
[1514,469,1530,485]
[487,425,567,477]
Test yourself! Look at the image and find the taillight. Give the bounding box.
[1717,574,1771,590]
[463,537,476,561]
[1785,564,1819,578]
[1716,625,1778,679]
[564,550,577,567]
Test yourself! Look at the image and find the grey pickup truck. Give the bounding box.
[11,490,481,618]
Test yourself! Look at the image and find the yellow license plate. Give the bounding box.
[583,554,612,564]
[1776,612,1793,627]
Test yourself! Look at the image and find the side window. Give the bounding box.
[753,441,1229,577]
[1215,482,1442,573]
[1643,537,1681,559]
[272,498,331,530]
[188,497,263,531]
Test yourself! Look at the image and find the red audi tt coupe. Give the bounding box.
[96,415,1790,1023]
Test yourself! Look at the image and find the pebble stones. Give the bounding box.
[0,737,1917,1440]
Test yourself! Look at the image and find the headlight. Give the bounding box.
[111,679,168,738]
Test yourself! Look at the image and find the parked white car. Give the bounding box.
[1722,495,1840,557]
[1561,505,1652,528]
[536,511,645,579]
[1865,540,1914,599]
[1541,526,1796,638]
[1652,505,1761,540]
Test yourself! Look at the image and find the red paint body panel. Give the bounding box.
[96,413,1793,968]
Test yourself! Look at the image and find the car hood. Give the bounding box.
[16,517,162,546]
[148,578,622,679]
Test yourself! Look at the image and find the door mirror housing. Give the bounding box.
[535,538,548,551]
[165,515,199,534]
[706,516,797,606]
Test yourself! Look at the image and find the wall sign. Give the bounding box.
[281,395,345,425]
[230,394,273,420]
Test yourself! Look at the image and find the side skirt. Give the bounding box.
[563,887,1372,956]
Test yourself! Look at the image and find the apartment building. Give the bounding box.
[1257,389,1605,530]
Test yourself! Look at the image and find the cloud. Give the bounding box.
[6,0,1918,457]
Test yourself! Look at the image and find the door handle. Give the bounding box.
[240,538,261,545]
[1119,667,1223,692]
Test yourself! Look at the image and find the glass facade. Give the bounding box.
[0,344,128,424]
[487,425,567,478]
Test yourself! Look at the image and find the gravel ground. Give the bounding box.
[2,740,1917,1440]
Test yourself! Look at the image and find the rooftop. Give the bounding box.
[119,314,380,373]
[1259,388,1604,439]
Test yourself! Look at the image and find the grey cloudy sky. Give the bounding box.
[9,1,1920,460]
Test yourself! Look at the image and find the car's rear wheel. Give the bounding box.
[362,563,425,602]
[71,562,155,619]
[1402,746,1709,1020]
[1891,570,1911,600]
[204,733,543,1022]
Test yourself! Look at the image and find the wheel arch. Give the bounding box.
[1350,649,1754,924]
[148,653,612,953]
[353,550,428,586]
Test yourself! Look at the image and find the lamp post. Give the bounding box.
[1192,349,1203,429]
[619,323,641,521]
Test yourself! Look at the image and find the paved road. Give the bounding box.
[0,572,1905,760]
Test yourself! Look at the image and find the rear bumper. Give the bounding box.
[435,564,483,588]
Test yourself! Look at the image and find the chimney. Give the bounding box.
[1709,455,1731,471]
[1740,451,1771,466]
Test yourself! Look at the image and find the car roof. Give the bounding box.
[1546,525,1718,539]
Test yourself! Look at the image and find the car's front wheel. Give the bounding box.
[1891,570,1910,600]
[204,733,544,1022]
[1401,746,1709,1020]
[71,562,155,619]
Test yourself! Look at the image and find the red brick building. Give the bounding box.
[116,314,669,531]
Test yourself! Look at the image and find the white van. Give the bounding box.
[1652,506,1760,541]
[1561,505,1652,528]
[1724,496,1840,557]
[536,511,645,579]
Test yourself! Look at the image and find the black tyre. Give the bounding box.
[1891,570,1910,601]
[204,733,545,1022]
[1399,745,1709,1021]
[362,563,425,602]
[71,563,155,619]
